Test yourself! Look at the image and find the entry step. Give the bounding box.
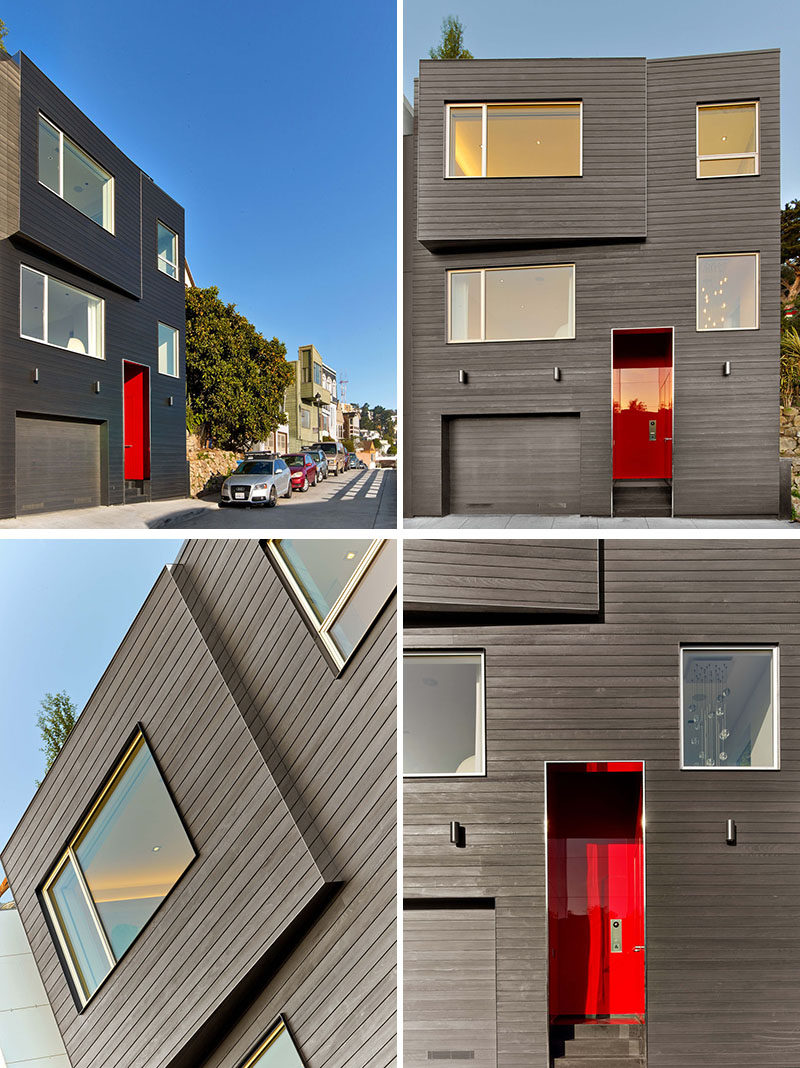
[613,479,671,518]
[550,1021,645,1067]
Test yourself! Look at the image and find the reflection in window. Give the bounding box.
[38,114,114,231]
[449,265,575,342]
[697,253,758,331]
[681,647,777,769]
[241,1018,305,1067]
[268,539,395,668]
[697,102,758,178]
[404,652,485,776]
[43,732,195,1004]
[20,266,105,359]
[158,322,179,376]
[448,102,581,178]
[157,222,179,279]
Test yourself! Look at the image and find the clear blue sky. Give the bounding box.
[3,0,396,408]
[0,538,183,886]
[404,0,799,203]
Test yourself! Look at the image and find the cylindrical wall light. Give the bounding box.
[458,369,468,385]
[723,361,732,376]
[450,820,465,848]
[726,818,737,846]
[94,381,101,394]
[168,395,174,406]
[33,368,39,383]
[554,366,562,381]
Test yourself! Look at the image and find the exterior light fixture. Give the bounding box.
[94,380,101,393]
[458,369,468,384]
[33,368,39,383]
[554,366,562,381]
[450,820,465,848]
[726,819,737,846]
[723,361,731,376]
[167,395,174,406]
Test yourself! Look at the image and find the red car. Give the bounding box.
[282,452,318,492]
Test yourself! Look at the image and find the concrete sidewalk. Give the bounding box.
[404,512,794,529]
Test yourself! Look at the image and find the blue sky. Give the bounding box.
[0,538,183,884]
[404,0,799,203]
[3,0,396,408]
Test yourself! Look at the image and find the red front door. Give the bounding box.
[547,762,645,1019]
[613,330,673,480]
[123,362,150,480]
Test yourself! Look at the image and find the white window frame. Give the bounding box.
[447,264,576,343]
[696,101,759,179]
[156,221,179,280]
[20,265,105,359]
[158,321,180,377]
[38,113,115,233]
[679,644,779,771]
[403,649,486,778]
[695,252,760,332]
[445,101,583,179]
[266,539,394,671]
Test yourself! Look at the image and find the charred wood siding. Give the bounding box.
[404,538,800,1068]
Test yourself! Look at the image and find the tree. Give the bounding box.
[780,323,800,406]
[342,437,356,453]
[0,18,8,54]
[781,200,800,311]
[429,15,473,60]
[185,286,294,452]
[37,691,77,782]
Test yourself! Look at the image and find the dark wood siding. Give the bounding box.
[404,538,599,614]
[15,413,102,512]
[404,538,800,1068]
[0,54,20,239]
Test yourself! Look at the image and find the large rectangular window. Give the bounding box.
[448,265,575,342]
[38,114,114,232]
[697,102,759,178]
[681,647,778,769]
[404,651,485,776]
[42,731,195,1005]
[447,102,582,178]
[20,265,105,359]
[696,253,758,331]
[157,222,179,279]
[241,1018,305,1067]
[158,322,179,376]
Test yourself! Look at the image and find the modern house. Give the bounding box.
[0,52,188,518]
[403,51,784,519]
[2,538,396,1068]
[287,345,340,451]
[402,537,800,1067]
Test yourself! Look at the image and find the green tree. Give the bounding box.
[428,14,473,60]
[0,18,8,54]
[37,691,77,782]
[782,200,800,311]
[342,437,356,453]
[781,323,800,406]
[185,286,294,452]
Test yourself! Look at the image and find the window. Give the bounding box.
[38,114,114,231]
[241,1018,305,1067]
[42,731,195,1005]
[448,265,575,342]
[404,651,485,776]
[158,322,179,376]
[267,539,396,670]
[681,647,778,769]
[697,102,758,178]
[20,265,104,358]
[314,364,322,386]
[447,102,582,178]
[696,253,758,331]
[157,222,179,279]
[301,408,311,429]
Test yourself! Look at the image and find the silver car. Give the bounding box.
[220,457,292,507]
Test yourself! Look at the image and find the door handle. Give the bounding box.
[664,438,673,441]
[633,946,645,952]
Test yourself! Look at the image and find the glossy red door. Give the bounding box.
[123,362,150,480]
[613,330,672,480]
[547,763,644,1019]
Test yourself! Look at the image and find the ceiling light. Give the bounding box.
[152,846,161,852]
[346,552,356,560]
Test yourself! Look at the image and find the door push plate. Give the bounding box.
[648,419,657,441]
[610,918,622,953]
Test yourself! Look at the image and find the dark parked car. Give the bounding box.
[219,457,292,507]
[319,440,348,475]
[309,447,329,481]
[282,453,318,492]
[347,453,358,470]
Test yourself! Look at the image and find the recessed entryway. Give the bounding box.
[123,361,151,501]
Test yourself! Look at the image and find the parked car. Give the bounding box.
[356,460,368,470]
[309,447,329,481]
[319,440,348,475]
[347,453,358,470]
[282,452,318,492]
[219,457,292,507]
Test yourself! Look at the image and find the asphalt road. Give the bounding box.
[0,469,396,530]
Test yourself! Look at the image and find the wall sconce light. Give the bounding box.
[94,381,101,394]
[167,395,174,406]
[553,366,562,382]
[450,820,466,848]
[722,361,731,377]
[458,369,468,385]
[726,818,737,846]
[33,368,39,383]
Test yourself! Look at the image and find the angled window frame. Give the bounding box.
[37,112,115,233]
[156,220,180,280]
[239,1016,307,1067]
[19,264,106,360]
[679,643,779,771]
[403,648,487,778]
[40,727,196,1009]
[696,101,759,179]
[445,101,584,179]
[695,252,760,332]
[266,538,395,671]
[447,264,576,343]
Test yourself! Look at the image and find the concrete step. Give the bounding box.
[556,1058,644,1068]
[562,1038,640,1056]
[613,480,671,517]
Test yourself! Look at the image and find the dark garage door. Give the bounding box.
[16,415,102,515]
[448,414,580,514]
[404,904,497,1067]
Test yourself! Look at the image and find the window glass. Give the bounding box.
[38,114,114,231]
[697,254,758,330]
[698,156,757,178]
[48,858,112,1000]
[20,266,45,341]
[404,652,485,775]
[48,276,102,355]
[450,266,574,342]
[158,323,179,376]
[243,1020,305,1067]
[157,223,179,279]
[682,648,776,768]
[300,409,311,428]
[236,461,274,475]
[328,544,396,659]
[697,103,757,177]
[449,107,482,177]
[450,271,481,342]
[314,364,322,385]
[487,103,581,177]
[38,115,60,194]
[275,541,373,622]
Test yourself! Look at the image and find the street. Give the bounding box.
[0,469,396,530]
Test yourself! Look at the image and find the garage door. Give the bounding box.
[404,904,497,1067]
[448,414,580,514]
[16,415,102,515]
